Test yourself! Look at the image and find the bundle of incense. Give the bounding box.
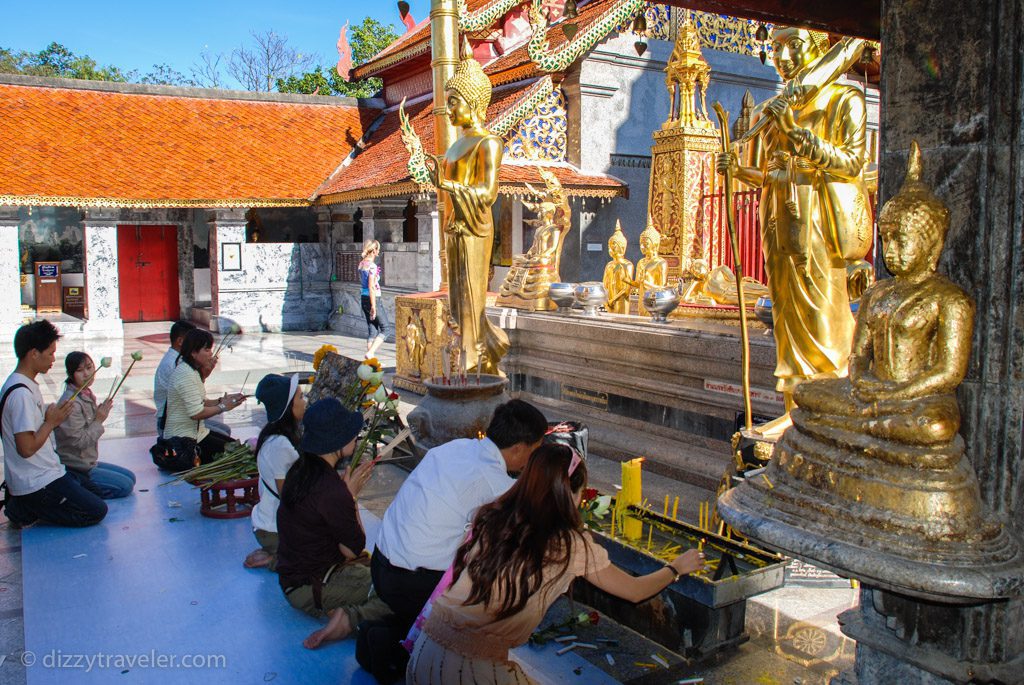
[106,352,144,402]
[64,356,113,405]
[238,371,251,396]
[213,325,241,357]
[103,375,120,403]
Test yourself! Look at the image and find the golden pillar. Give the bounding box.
[431,0,459,291]
[648,15,720,280]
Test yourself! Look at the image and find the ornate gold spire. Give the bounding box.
[664,13,714,129]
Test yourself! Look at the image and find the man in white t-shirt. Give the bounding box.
[153,320,229,438]
[369,400,547,651]
[1,321,107,528]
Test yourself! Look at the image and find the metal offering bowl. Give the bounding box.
[573,282,607,316]
[754,295,773,327]
[549,282,577,312]
[643,286,680,323]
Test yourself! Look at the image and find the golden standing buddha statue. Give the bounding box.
[425,46,509,375]
[634,218,668,317]
[719,145,1023,599]
[602,221,634,315]
[718,28,872,434]
[497,168,571,311]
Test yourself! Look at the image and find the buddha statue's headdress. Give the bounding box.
[879,140,950,241]
[445,37,492,121]
[640,216,662,247]
[608,220,627,250]
[773,26,830,57]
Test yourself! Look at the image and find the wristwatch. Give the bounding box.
[665,565,681,583]
[217,402,227,413]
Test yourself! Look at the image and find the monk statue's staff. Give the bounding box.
[712,102,753,432]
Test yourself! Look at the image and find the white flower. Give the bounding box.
[372,386,388,403]
[357,364,374,381]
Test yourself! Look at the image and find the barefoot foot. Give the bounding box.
[303,609,352,649]
[244,549,272,569]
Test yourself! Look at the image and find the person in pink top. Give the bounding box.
[406,444,706,684]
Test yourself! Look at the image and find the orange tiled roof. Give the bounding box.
[315,83,625,204]
[356,0,623,86]
[0,80,380,207]
[353,0,495,80]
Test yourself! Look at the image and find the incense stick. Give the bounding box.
[239,371,251,396]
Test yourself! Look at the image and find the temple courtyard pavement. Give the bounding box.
[0,323,857,684]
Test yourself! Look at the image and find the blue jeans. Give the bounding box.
[5,472,107,527]
[71,462,136,499]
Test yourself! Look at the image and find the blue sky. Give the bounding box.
[2,0,432,81]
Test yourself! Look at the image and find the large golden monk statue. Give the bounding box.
[718,28,872,430]
[425,47,509,375]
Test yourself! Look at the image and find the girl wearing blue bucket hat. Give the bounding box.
[276,397,391,649]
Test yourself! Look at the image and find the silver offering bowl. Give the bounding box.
[573,282,607,316]
[754,295,774,327]
[643,286,680,323]
[548,282,577,312]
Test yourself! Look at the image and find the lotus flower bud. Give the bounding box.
[372,386,388,403]
[99,357,112,368]
[357,364,374,381]
[130,351,143,361]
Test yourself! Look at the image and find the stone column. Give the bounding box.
[207,208,246,331]
[415,196,441,292]
[176,218,195,319]
[0,208,24,339]
[356,202,377,244]
[81,208,123,337]
[371,198,410,244]
[834,2,1024,682]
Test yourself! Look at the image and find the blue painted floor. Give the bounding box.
[19,434,618,685]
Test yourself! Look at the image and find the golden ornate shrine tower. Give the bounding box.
[647,15,720,279]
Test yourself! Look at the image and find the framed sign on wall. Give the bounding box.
[221,242,241,271]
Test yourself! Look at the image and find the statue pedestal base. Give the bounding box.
[393,293,449,396]
[406,375,510,453]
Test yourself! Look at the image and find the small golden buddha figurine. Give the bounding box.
[601,221,634,314]
[405,312,426,378]
[747,142,989,542]
[497,168,571,311]
[633,218,668,317]
[422,40,508,375]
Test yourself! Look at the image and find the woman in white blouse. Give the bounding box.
[164,329,245,463]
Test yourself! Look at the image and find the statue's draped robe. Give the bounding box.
[442,134,509,374]
[749,83,871,392]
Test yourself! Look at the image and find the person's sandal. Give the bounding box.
[244,549,272,568]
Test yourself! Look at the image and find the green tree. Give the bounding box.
[277,17,399,98]
[140,63,191,86]
[0,42,131,82]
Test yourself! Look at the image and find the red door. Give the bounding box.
[117,225,180,322]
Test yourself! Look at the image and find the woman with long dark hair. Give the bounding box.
[276,398,391,649]
[407,444,705,684]
[54,351,136,499]
[164,329,245,464]
[244,373,305,570]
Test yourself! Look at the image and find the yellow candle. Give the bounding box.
[620,458,643,540]
[672,496,679,520]
[610,510,616,537]
[647,523,653,549]
[663,495,669,517]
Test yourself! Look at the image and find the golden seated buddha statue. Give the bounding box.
[718,143,1024,600]
[497,168,571,311]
